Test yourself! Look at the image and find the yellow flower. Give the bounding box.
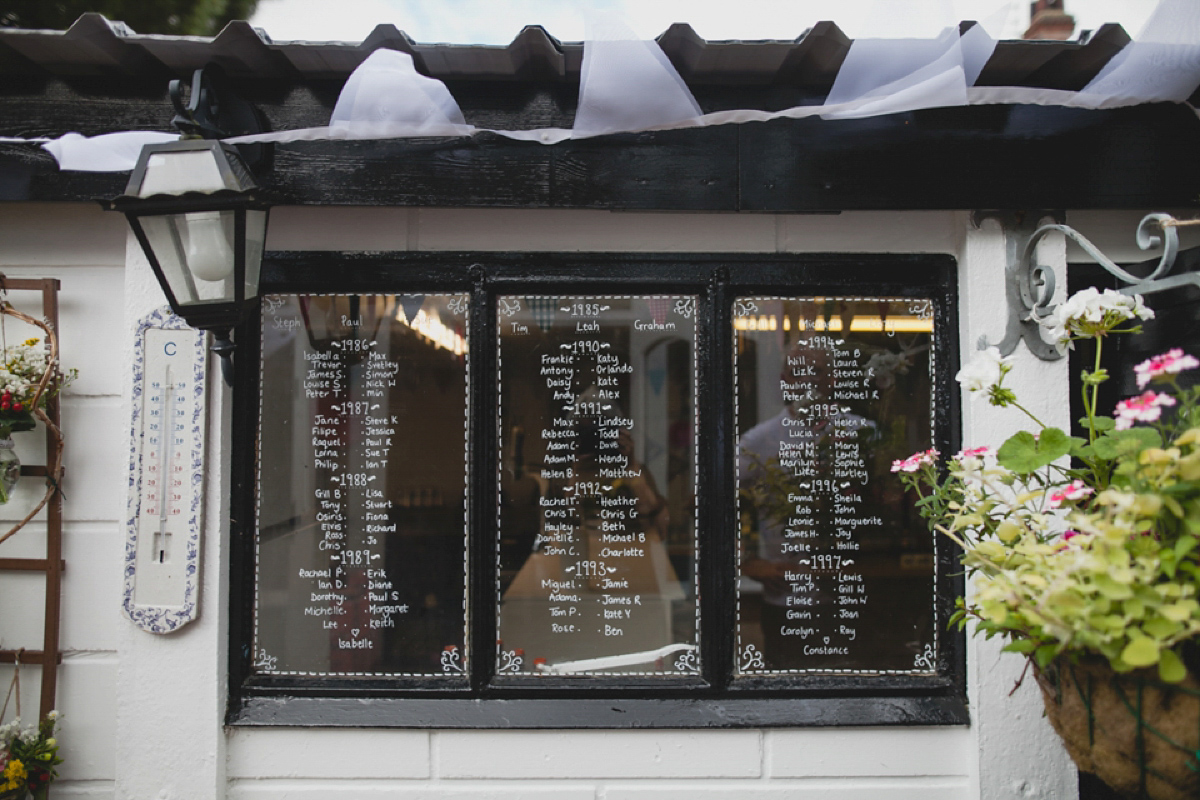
[1,757,27,790]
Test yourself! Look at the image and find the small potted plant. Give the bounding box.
[894,287,1200,799]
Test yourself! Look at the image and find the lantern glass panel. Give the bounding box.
[244,209,267,300]
[140,210,238,307]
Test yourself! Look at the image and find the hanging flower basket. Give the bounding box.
[1038,657,1200,800]
[890,286,1200,797]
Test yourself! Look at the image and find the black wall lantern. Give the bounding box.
[107,65,271,384]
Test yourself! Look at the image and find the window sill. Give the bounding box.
[228,694,970,728]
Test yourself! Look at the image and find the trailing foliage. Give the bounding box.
[896,289,1200,682]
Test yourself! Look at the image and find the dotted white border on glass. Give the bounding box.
[495,294,702,677]
[252,293,471,678]
[733,295,939,676]
[123,308,206,633]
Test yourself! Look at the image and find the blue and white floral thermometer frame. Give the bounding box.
[123,308,207,633]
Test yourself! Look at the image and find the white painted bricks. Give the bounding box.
[437,730,762,779]
[0,204,1100,799]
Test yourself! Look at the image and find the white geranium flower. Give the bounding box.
[1041,288,1154,347]
[955,347,1011,397]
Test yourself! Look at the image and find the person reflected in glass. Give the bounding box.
[738,337,874,668]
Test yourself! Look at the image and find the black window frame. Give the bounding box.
[228,251,966,728]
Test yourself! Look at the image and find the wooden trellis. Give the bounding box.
[0,277,65,721]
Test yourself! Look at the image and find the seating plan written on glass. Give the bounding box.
[254,293,470,677]
[495,295,700,676]
[734,296,938,676]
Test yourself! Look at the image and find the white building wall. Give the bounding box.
[0,203,129,800]
[0,203,1095,799]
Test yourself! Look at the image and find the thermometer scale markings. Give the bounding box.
[155,365,175,563]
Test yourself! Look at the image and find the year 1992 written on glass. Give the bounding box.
[496,295,700,676]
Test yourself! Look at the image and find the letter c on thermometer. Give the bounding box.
[164,340,177,357]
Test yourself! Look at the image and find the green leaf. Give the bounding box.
[1002,639,1038,654]
[1034,643,1058,669]
[996,428,1074,474]
[1120,637,1160,668]
[1094,574,1134,599]
[1142,616,1177,640]
[1092,436,1120,460]
[1038,428,1074,461]
[1110,427,1164,453]
[1175,534,1199,560]
[1072,443,1095,460]
[1081,415,1116,433]
[1159,648,1187,683]
[996,431,1039,473]
[1165,496,1186,518]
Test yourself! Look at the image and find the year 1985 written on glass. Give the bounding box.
[496,295,700,676]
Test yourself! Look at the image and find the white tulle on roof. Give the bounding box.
[28,0,1200,172]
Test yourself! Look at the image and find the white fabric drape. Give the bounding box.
[572,11,701,139]
[1076,0,1200,107]
[822,25,995,119]
[32,0,1200,173]
[40,131,177,173]
[328,48,473,139]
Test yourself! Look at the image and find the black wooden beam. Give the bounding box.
[0,89,1197,211]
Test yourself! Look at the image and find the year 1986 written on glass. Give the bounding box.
[254,293,470,678]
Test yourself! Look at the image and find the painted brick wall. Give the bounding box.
[0,204,1100,799]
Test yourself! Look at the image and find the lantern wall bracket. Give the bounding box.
[210,330,236,387]
[170,64,270,170]
[975,210,1195,362]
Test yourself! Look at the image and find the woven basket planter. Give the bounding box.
[1037,658,1200,799]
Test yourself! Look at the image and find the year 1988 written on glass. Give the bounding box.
[254,294,470,677]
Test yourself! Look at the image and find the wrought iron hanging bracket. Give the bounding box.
[169,64,271,171]
[1026,213,1184,298]
[973,210,1065,362]
[975,211,1193,362]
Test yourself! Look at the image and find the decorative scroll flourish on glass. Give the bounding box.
[254,293,470,677]
[497,295,699,676]
[734,297,937,675]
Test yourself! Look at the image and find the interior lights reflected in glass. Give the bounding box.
[396,306,467,355]
[732,315,933,334]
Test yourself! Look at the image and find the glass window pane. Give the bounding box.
[497,295,700,676]
[254,293,470,677]
[734,297,938,675]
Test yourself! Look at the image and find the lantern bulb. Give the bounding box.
[184,211,235,282]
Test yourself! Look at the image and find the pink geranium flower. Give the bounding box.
[954,446,991,461]
[1048,480,1094,508]
[1114,391,1176,430]
[1134,348,1200,388]
[1055,530,1083,551]
[891,448,939,473]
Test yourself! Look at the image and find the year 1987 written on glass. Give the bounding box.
[254,293,470,677]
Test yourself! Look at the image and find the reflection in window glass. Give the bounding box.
[496,296,700,676]
[255,294,470,677]
[734,297,937,675]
